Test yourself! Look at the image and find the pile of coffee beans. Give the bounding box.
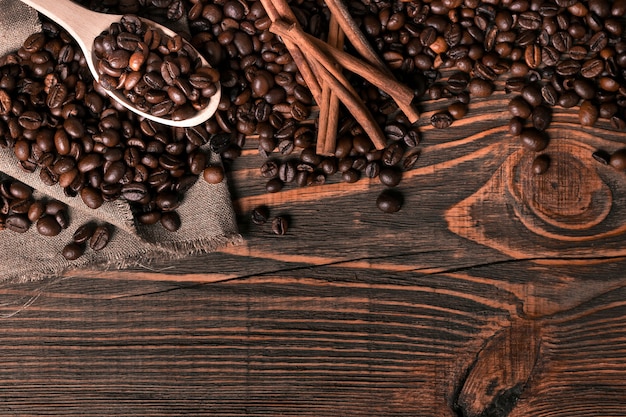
[94,14,220,120]
[250,204,289,235]
[62,222,112,260]
[0,179,71,236]
[0,176,113,260]
[0,18,226,239]
[5,0,625,253]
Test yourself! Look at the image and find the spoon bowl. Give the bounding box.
[19,0,221,127]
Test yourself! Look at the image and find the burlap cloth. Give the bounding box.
[0,1,242,282]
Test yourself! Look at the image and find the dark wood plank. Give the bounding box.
[3,75,626,416]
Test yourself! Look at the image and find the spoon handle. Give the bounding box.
[19,0,119,53]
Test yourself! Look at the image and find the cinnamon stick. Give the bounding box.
[258,0,322,103]
[316,84,332,155]
[323,0,389,74]
[270,21,385,149]
[271,20,419,124]
[314,63,386,150]
[317,14,344,156]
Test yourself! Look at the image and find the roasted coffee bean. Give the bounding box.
[610,149,626,171]
[448,102,468,119]
[579,100,599,126]
[532,154,550,175]
[121,182,148,202]
[531,105,552,131]
[80,186,104,209]
[266,178,284,193]
[541,84,558,106]
[509,117,524,136]
[62,242,85,260]
[89,225,111,251]
[36,215,62,237]
[520,128,549,152]
[431,112,453,128]
[469,78,493,98]
[271,216,288,235]
[203,165,225,184]
[508,96,532,119]
[341,168,360,183]
[376,189,402,213]
[581,59,604,78]
[521,85,543,107]
[379,167,402,187]
[5,214,30,233]
[73,222,95,244]
[160,211,181,232]
[573,79,595,100]
[558,91,580,108]
[382,142,404,166]
[251,205,270,225]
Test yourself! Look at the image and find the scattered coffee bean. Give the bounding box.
[203,165,225,184]
[62,242,85,261]
[431,112,453,129]
[379,167,403,187]
[160,211,181,232]
[520,128,549,152]
[532,154,550,175]
[271,216,288,235]
[376,189,403,213]
[251,205,270,225]
[610,149,626,171]
[89,225,111,251]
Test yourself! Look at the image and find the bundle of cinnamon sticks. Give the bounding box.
[259,0,419,155]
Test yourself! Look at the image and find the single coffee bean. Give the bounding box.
[431,111,453,128]
[89,225,111,251]
[62,242,85,260]
[520,128,549,152]
[5,214,30,233]
[531,105,552,131]
[55,210,69,229]
[448,102,468,119]
[36,215,62,237]
[80,186,104,209]
[271,216,288,235]
[265,178,284,193]
[160,211,181,232]
[382,142,404,166]
[509,117,524,136]
[508,96,532,119]
[468,78,493,97]
[376,189,403,213]
[203,165,225,184]
[73,222,96,244]
[521,84,543,107]
[379,167,403,187]
[532,154,550,175]
[579,100,599,126]
[541,84,558,106]
[28,201,46,222]
[251,205,270,225]
[558,91,580,108]
[610,148,626,170]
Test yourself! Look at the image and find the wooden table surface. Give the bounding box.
[1,96,626,416]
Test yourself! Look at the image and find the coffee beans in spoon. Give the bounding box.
[93,14,220,122]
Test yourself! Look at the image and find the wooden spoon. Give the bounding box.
[19,0,221,128]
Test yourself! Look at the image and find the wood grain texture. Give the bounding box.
[2,93,626,415]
